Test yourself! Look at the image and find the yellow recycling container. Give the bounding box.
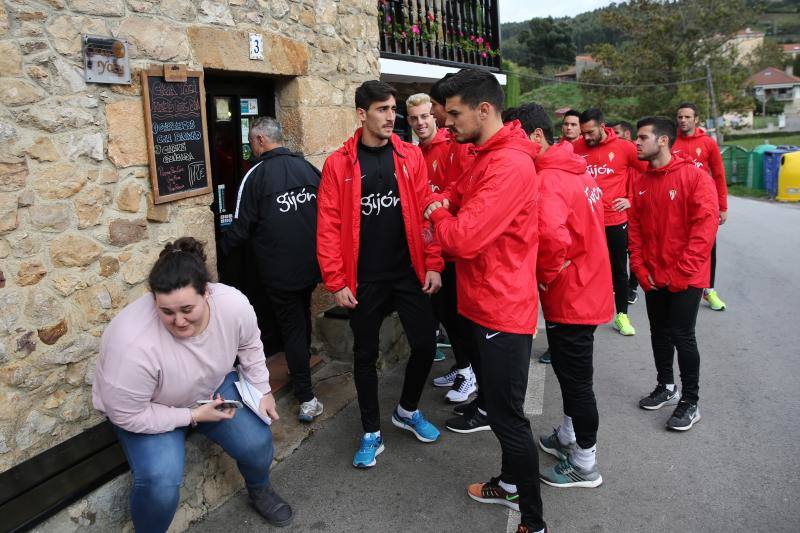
[777,151,800,202]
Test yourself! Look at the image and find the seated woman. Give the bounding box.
[92,237,292,531]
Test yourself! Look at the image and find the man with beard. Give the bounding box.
[317,81,443,468]
[630,116,718,431]
[673,102,728,311]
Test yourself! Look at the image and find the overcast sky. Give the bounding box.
[499,0,618,23]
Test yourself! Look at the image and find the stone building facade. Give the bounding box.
[0,0,380,523]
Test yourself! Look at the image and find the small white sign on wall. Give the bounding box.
[249,33,264,60]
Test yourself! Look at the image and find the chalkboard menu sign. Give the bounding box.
[141,67,213,204]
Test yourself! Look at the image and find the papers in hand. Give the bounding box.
[235,368,272,425]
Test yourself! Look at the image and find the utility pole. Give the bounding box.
[706,63,722,144]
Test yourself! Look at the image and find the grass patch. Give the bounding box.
[726,133,800,150]
[728,184,771,199]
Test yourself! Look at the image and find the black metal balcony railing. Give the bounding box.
[378,0,501,71]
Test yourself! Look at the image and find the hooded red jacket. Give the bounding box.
[672,128,728,212]
[536,141,614,325]
[628,154,719,293]
[429,122,539,334]
[419,127,452,192]
[316,129,444,294]
[573,127,647,226]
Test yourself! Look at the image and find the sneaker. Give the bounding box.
[638,384,681,410]
[353,433,384,468]
[538,349,551,364]
[666,400,701,431]
[297,397,323,423]
[628,288,638,304]
[538,429,576,461]
[433,365,458,387]
[436,336,452,349]
[453,398,478,416]
[540,456,603,488]
[433,348,447,362]
[704,289,726,311]
[445,371,476,403]
[248,484,294,526]
[517,526,550,533]
[445,409,490,433]
[467,477,519,511]
[613,312,635,335]
[391,408,440,443]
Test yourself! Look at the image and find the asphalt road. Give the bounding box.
[191,196,800,533]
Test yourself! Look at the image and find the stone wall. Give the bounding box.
[0,0,380,474]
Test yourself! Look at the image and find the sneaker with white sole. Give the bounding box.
[353,432,384,468]
[467,477,519,511]
[391,407,440,443]
[445,409,490,433]
[445,371,476,403]
[540,456,603,488]
[433,365,458,387]
[613,312,635,336]
[666,400,701,431]
[638,384,681,410]
[297,397,323,422]
[538,429,576,461]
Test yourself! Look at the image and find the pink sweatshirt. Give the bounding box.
[92,283,270,434]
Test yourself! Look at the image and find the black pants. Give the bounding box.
[644,288,702,403]
[628,251,639,291]
[350,273,437,433]
[710,240,717,288]
[431,263,479,371]
[264,285,315,403]
[605,223,630,314]
[546,323,598,449]
[470,320,545,531]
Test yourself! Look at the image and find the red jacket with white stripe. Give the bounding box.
[429,122,539,334]
[628,153,719,293]
[672,128,728,212]
[316,129,444,294]
[572,127,646,226]
[536,141,614,325]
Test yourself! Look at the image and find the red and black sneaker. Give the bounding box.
[466,476,519,511]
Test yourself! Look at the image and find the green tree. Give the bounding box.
[746,38,788,70]
[503,60,521,109]
[516,17,576,71]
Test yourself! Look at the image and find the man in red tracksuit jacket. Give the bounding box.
[504,103,613,489]
[673,102,728,312]
[630,116,719,432]
[317,81,444,468]
[406,91,480,407]
[574,108,647,337]
[424,69,546,533]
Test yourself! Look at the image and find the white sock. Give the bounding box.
[498,479,517,494]
[365,431,381,439]
[665,384,676,392]
[571,444,597,471]
[457,365,472,378]
[704,288,714,295]
[396,405,416,419]
[557,416,576,445]
[477,407,487,416]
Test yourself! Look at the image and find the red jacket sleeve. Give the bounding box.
[706,138,728,212]
[316,156,347,293]
[669,168,719,292]
[627,178,653,292]
[410,149,444,273]
[430,153,535,260]
[537,172,571,285]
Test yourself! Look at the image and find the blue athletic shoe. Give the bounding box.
[353,433,384,468]
[391,408,440,443]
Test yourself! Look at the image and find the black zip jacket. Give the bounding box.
[220,147,322,290]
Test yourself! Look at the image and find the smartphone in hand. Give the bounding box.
[197,399,243,409]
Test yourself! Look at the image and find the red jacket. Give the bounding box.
[628,154,719,293]
[672,128,728,212]
[419,128,452,192]
[429,122,539,334]
[536,141,614,325]
[316,129,444,294]
[573,127,646,226]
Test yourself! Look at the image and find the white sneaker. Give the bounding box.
[298,397,323,422]
[433,366,458,387]
[445,371,476,403]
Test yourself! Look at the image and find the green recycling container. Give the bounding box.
[720,145,749,185]
[748,143,777,190]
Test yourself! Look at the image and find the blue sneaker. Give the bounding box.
[353,433,384,468]
[433,349,447,362]
[391,408,440,443]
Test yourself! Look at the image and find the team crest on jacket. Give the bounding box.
[608,151,615,162]
[696,147,702,156]
[669,189,677,200]
[432,160,438,171]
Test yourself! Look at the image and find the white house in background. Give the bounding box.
[747,67,800,113]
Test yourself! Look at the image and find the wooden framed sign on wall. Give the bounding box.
[141,66,213,204]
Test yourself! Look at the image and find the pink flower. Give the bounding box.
[428,12,434,21]
[469,35,475,41]
[477,37,484,44]
[482,52,487,58]
[411,25,420,34]
[386,14,391,22]
[485,42,491,50]
[459,31,464,37]
[401,31,407,38]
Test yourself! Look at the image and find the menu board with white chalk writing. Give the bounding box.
[141,68,213,204]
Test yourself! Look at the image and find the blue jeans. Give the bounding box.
[113,371,273,533]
